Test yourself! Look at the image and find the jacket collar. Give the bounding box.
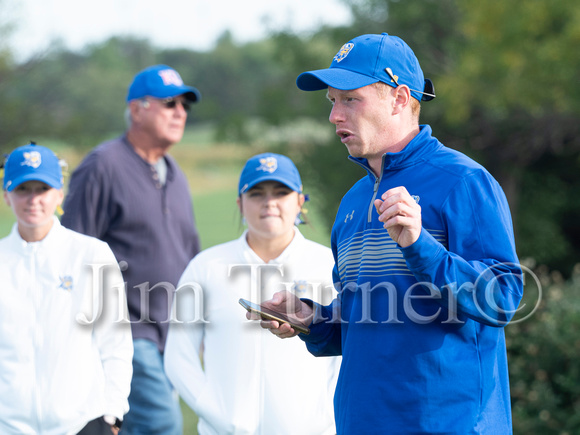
[122,134,176,183]
[9,216,63,253]
[239,227,305,264]
[348,124,440,177]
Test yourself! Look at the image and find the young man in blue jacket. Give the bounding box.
[256,33,523,434]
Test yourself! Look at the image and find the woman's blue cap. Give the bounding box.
[3,143,63,192]
[238,153,303,195]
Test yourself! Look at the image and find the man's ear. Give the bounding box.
[129,100,145,123]
[392,85,412,115]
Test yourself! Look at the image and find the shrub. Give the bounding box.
[507,264,580,434]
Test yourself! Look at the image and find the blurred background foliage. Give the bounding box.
[1,0,580,432]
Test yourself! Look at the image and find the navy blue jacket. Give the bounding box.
[62,136,200,352]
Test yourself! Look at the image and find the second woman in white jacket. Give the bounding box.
[164,152,339,435]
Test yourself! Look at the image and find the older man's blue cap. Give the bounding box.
[238,153,303,196]
[126,64,202,103]
[3,143,63,192]
[296,33,435,102]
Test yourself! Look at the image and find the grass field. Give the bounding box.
[1,130,331,434]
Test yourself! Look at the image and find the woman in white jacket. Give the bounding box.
[164,153,339,435]
[0,143,133,435]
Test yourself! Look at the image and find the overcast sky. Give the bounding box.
[4,0,352,61]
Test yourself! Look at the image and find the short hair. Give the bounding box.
[124,107,132,128]
[125,99,150,129]
[371,82,421,121]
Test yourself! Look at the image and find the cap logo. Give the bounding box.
[158,69,184,86]
[21,151,42,169]
[256,157,278,174]
[333,43,354,63]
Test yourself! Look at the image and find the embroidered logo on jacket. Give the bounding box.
[344,210,355,223]
[59,275,73,291]
[292,280,309,296]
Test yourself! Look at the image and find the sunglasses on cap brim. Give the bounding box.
[385,67,436,102]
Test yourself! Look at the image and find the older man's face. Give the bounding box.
[138,95,190,146]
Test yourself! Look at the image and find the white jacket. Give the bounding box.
[0,218,133,435]
[165,228,339,435]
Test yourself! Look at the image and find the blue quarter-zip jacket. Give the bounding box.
[301,125,523,434]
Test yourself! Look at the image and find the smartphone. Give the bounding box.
[239,298,310,335]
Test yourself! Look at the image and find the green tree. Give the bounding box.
[2,37,160,150]
[287,0,580,275]
[436,0,580,274]
[0,0,29,155]
[160,31,293,142]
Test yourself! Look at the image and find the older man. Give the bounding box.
[62,65,201,435]
[258,33,523,434]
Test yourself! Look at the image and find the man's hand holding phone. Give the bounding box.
[242,291,314,338]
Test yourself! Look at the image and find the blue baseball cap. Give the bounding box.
[3,143,63,192]
[296,33,435,102]
[126,64,202,103]
[238,153,303,195]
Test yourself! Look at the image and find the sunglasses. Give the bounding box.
[144,97,191,112]
[162,97,191,112]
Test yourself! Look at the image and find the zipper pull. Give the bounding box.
[373,176,381,194]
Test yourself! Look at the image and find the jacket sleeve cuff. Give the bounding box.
[400,227,445,273]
